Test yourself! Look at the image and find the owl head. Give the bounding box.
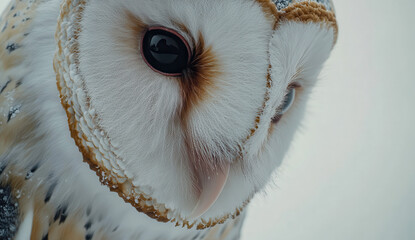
[54,0,337,229]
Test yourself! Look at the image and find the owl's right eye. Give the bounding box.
[141,27,191,76]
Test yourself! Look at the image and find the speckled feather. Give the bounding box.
[0,1,128,239]
[0,2,92,239]
[0,1,41,238]
[274,0,333,11]
[0,0,36,128]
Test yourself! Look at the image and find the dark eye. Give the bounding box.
[280,87,296,115]
[272,87,296,123]
[141,27,191,76]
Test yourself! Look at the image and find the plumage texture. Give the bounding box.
[274,0,333,11]
[0,0,337,239]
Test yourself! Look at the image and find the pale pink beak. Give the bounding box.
[190,163,230,219]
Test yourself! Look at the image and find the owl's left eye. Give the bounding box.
[141,27,191,76]
[280,87,296,115]
[272,86,297,123]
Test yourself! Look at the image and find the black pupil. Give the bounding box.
[142,29,189,75]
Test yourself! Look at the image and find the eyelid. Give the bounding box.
[288,82,301,89]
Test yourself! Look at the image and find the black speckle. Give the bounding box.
[7,104,22,122]
[59,205,68,224]
[23,32,29,37]
[85,233,94,240]
[59,213,67,224]
[54,207,62,222]
[42,233,49,240]
[6,43,20,53]
[16,79,23,88]
[22,17,31,22]
[84,221,92,230]
[30,164,39,173]
[112,226,118,232]
[13,13,17,18]
[11,25,16,29]
[10,5,15,11]
[25,163,40,180]
[45,182,57,203]
[0,79,11,94]
[0,185,19,239]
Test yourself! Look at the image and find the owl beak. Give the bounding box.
[189,163,230,219]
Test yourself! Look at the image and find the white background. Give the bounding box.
[1,1,414,239]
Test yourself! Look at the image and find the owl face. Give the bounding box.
[55,0,337,228]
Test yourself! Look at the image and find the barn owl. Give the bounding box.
[0,0,337,239]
